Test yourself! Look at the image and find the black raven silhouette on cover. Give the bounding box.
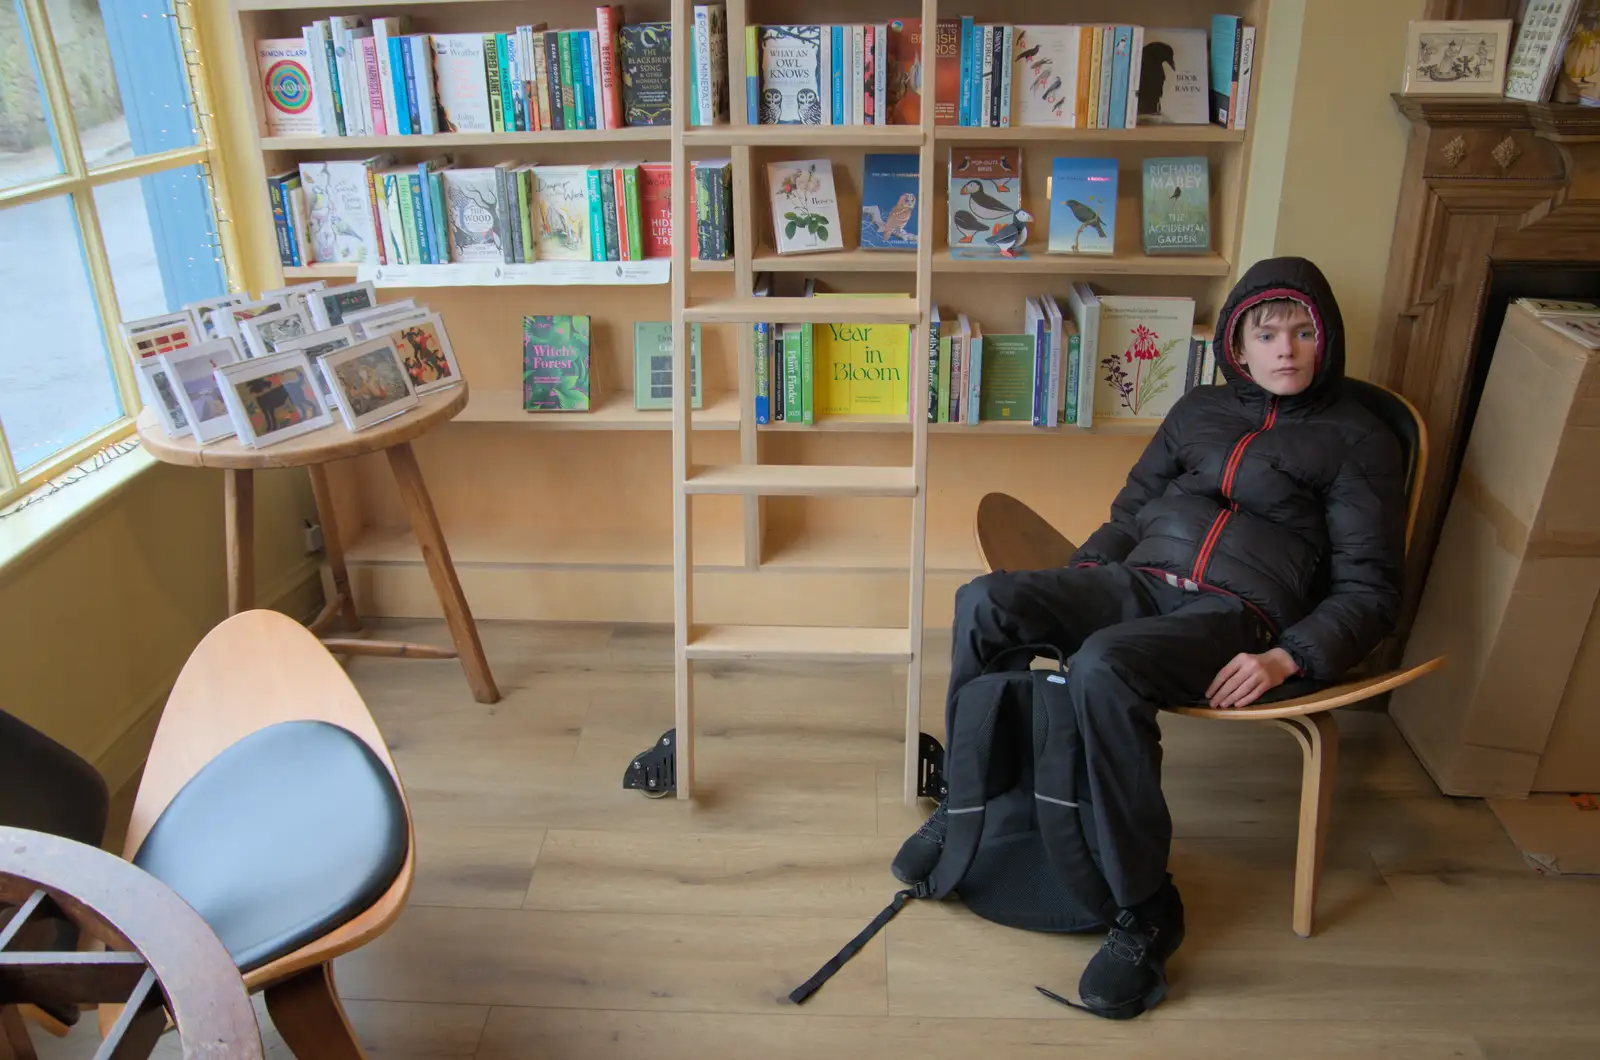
[1136,41,1177,118]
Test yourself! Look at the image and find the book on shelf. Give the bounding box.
[766,158,843,254]
[860,153,920,252]
[1141,156,1211,254]
[1047,157,1117,256]
[255,38,318,137]
[1091,295,1197,420]
[267,8,697,138]
[522,314,591,411]
[633,322,703,410]
[813,316,911,418]
[1135,28,1209,126]
[947,146,1025,258]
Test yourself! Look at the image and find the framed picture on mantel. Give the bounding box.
[1402,19,1513,96]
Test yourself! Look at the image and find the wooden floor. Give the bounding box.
[35,617,1600,1059]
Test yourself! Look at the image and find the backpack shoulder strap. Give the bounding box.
[1031,672,1119,927]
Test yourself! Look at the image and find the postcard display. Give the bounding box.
[228,0,1268,799]
[124,280,465,451]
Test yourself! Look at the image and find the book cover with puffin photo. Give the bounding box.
[946,146,1028,258]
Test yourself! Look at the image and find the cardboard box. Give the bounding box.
[1389,301,1600,797]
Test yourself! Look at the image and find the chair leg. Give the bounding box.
[1272,712,1339,938]
[263,963,366,1060]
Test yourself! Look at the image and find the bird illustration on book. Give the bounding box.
[1137,41,1178,118]
[797,87,822,124]
[1065,199,1107,252]
[864,192,917,244]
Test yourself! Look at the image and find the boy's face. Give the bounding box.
[1237,303,1318,396]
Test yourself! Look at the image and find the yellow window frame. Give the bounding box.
[0,0,242,510]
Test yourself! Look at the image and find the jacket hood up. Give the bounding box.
[1213,255,1346,413]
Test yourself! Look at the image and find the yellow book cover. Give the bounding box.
[814,321,911,416]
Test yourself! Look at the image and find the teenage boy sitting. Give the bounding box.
[894,256,1407,1019]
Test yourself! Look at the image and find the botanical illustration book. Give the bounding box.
[1093,295,1197,419]
[766,158,843,253]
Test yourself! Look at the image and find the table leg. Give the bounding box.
[385,441,500,704]
[307,463,364,635]
[225,468,254,615]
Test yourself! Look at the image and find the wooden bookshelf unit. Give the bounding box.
[226,0,1270,800]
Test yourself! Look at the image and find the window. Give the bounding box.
[0,0,235,506]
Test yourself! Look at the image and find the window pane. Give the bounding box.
[0,196,123,472]
[49,0,198,168]
[0,0,65,189]
[97,163,226,321]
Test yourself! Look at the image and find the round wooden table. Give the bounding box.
[135,382,499,704]
[0,826,262,1059]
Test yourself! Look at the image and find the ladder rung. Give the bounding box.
[686,624,914,662]
[684,126,924,148]
[683,296,920,325]
[684,464,917,497]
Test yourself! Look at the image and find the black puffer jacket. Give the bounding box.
[1070,256,1406,680]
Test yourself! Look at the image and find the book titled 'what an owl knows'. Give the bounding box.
[1141,156,1210,254]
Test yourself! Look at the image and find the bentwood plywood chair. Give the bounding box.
[104,608,414,1058]
[971,379,1445,937]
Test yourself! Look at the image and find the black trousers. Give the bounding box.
[947,563,1271,909]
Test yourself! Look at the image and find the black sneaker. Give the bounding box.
[1039,877,1185,1020]
[890,801,948,885]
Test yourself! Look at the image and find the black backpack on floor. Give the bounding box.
[789,645,1116,1004]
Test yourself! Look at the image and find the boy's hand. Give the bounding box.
[1205,648,1299,708]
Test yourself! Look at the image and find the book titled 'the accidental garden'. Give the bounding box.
[1141,156,1211,254]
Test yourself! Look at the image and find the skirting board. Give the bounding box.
[346,562,975,629]
[92,556,326,794]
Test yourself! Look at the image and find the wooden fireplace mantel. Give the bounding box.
[1372,91,1600,646]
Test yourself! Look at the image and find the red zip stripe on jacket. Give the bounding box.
[1193,397,1278,583]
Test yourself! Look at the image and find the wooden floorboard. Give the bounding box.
[34,618,1600,1059]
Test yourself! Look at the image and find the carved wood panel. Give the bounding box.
[1372,94,1600,650]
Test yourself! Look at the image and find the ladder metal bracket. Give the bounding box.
[917,732,947,801]
[623,728,677,799]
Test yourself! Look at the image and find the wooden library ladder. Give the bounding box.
[665,0,939,803]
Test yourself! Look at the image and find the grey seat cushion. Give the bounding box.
[133,720,408,973]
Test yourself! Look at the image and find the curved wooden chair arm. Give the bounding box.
[123,609,414,993]
[1163,654,1447,720]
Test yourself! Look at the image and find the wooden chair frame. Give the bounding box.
[970,385,1444,937]
[101,609,414,1058]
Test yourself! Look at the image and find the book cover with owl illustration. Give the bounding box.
[946,147,1025,257]
[1048,156,1117,255]
[860,153,919,251]
[758,25,824,124]
[766,158,843,253]
[1141,156,1210,254]
[531,165,593,260]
